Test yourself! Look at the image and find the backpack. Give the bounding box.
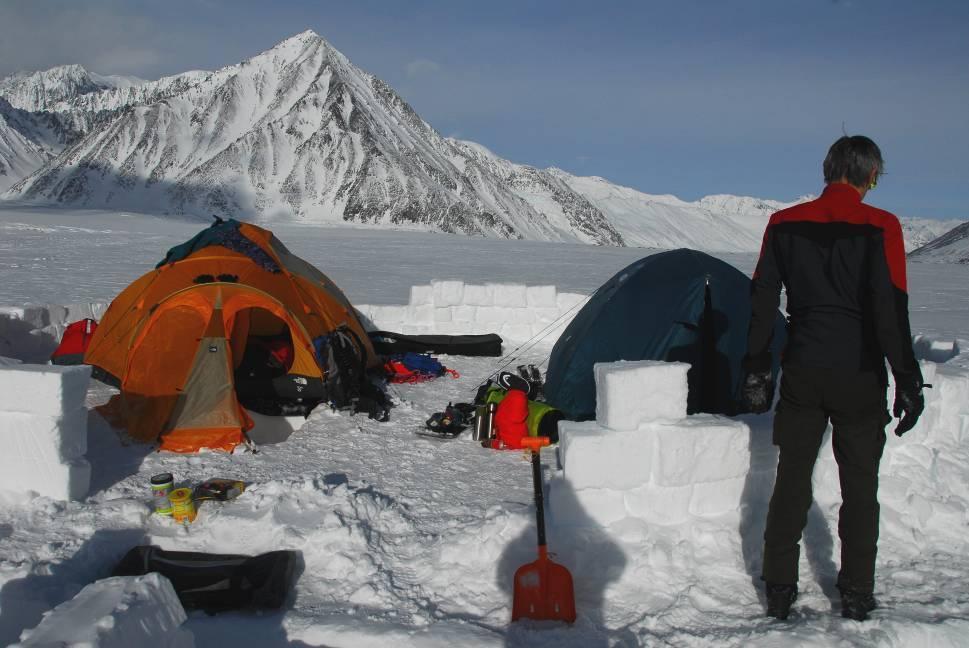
[314,326,390,420]
[314,327,366,405]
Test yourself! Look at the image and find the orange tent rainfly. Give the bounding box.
[85,218,378,453]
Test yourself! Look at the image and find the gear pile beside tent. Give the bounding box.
[85,218,380,453]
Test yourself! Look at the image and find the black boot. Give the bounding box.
[765,582,798,620]
[839,587,877,621]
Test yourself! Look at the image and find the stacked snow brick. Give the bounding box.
[356,280,588,344]
[0,363,92,501]
[550,360,751,526]
[14,573,195,648]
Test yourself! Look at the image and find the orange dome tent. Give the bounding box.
[85,219,378,453]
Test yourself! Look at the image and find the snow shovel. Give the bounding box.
[512,436,577,623]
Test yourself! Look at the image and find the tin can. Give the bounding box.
[472,404,496,441]
[472,405,488,440]
[150,473,174,516]
[168,487,197,524]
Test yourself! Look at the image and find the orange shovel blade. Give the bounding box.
[512,551,577,623]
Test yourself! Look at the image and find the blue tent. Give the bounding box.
[544,249,786,420]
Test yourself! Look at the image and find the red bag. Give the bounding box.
[51,318,98,365]
[491,388,529,450]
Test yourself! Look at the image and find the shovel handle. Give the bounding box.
[521,436,550,451]
[531,448,546,549]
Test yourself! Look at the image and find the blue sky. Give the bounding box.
[1,0,966,219]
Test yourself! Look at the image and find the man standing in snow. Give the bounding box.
[742,135,926,621]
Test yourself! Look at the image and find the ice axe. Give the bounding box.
[512,436,577,623]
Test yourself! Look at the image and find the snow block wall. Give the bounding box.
[0,363,92,501]
[356,280,589,344]
[14,573,195,648]
[1,284,583,356]
[0,302,108,364]
[551,360,751,526]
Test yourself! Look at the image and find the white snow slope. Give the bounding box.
[903,217,966,254]
[553,172,797,253]
[0,100,55,194]
[1,205,968,647]
[909,221,969,264]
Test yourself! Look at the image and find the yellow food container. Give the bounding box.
[168,487,197,524]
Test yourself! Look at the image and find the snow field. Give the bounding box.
[2,299,969,646]
[1,210,969,646]
[0,364,91,500]
[553,361,749,527]
[356,279,588,342]
[125,391,548,645]
[14,572,194,648]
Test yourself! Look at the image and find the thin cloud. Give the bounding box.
[405,58,442,79]
[91,47,162,76]
[0,0,185,79]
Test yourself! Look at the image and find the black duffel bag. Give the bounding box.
[113,545,299,613]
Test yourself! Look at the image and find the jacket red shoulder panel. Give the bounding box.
[761,188,907,293]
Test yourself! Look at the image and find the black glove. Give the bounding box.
[741,369,774,414]
[892,373,927,437]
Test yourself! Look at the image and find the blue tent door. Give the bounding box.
[544,249,785,421]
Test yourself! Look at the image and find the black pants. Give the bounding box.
[762,364,889,589]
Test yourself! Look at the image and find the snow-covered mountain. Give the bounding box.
[908,221,969,264]
[0,32,623,245]
[0,64,143,113]
[901,217,964,253]
[0,31,961,254]
[0,63,131,193]
[0,94,89,193]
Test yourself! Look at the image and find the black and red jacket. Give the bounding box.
[746,183,920,382]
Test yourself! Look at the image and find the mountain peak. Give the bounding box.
[289,29,322,42]
[239,29,350,72]
[267,30,326,54]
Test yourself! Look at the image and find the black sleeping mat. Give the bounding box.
[368,330,502,356]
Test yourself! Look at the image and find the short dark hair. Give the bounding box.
[823,135,883,186]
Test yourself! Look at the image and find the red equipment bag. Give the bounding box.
[491,388,530,450]
[51,318,98,365]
